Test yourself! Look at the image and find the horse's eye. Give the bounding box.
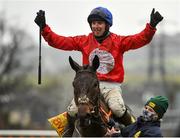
[72,81,75,87]
[94,82,98,88]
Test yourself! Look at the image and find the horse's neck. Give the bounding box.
[99,96,110,113]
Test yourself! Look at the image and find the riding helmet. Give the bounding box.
[87,7,113,27]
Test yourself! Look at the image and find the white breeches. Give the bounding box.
[67,81,126,118]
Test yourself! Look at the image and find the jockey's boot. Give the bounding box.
[115,109,136,127]
[63,113,76,137]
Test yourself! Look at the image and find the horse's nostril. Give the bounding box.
[87,113,92,117]
[78,104,91,117]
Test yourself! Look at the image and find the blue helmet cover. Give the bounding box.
[87,7,113,26]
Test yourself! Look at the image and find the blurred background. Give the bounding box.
[0,0,180,137]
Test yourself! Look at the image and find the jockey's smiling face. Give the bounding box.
[91,20,106,37]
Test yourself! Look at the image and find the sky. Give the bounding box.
[0,0,180,72]
[0,0,180,40]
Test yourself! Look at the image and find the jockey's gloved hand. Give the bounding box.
[34,10,46,29]
[150,8,163,28]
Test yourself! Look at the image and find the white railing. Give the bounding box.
[0,130,58,137]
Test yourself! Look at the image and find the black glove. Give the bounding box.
[150,8,163,28]
[34,10,46,29]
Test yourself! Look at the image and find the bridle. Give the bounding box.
[76,69,100,106]
[74,68,107,135]
[77,95,99,115]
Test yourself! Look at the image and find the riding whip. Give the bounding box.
[38,26,42,84]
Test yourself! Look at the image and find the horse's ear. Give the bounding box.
[92,55,100,71]
[69,56,81,72]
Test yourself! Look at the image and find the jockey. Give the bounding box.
[34,7,163,136]
[106,96,169,137]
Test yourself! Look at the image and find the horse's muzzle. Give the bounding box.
[78,104,91,117]
[77,95,95,117]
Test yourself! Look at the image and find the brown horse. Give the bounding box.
[69,55,135,137]
[69,55,108,136]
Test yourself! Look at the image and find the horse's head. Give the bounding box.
[69,55,100,117]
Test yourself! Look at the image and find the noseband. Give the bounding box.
[78,95,98,113]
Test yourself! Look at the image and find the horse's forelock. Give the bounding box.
[75,68,97,78]
[83,64,89,70]
[82,64,97,73]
